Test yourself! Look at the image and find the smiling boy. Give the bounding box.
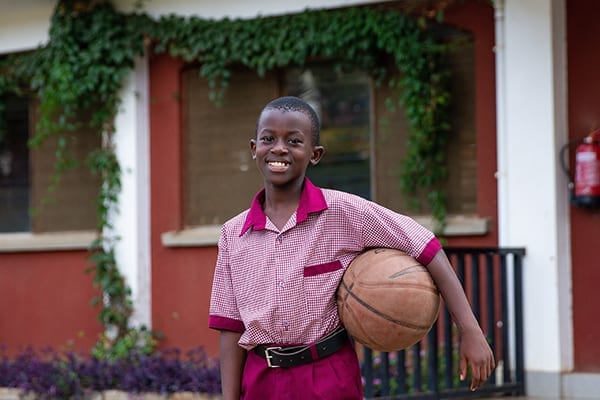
[209,96,494,399]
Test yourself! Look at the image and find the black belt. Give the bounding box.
[253,328,349,368]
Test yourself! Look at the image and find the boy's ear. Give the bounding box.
[310,146,325,166]
[250,139,257,159]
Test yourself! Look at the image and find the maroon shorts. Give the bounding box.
[241,340,363,400]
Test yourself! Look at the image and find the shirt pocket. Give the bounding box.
[303,260,344,318]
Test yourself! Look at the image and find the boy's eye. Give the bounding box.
[260,136,273,143]
[288,138,302,145]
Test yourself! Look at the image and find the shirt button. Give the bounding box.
[282,320,290,330]
[278,280,285,288]
[277,235,283,243]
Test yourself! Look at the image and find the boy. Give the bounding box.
[209,96,495,399]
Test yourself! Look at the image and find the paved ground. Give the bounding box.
[473,397,585,400]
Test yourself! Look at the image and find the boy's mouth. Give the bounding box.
[268,161,290,172]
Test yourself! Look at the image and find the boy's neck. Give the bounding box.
[263,182,303,230]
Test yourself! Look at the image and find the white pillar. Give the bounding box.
[496,0,572,397]
[112,56,152,329]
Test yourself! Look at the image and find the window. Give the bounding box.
[182,35,477,228]
[0,95,29,232]
[0,94,100,233]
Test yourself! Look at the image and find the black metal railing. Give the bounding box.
[361,247,526,399]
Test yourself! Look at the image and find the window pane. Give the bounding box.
[373,36,477,216]
[285,66,372,200]
[183,68,276,226]
[28,103,101,232]
[0,95,30,232]
[0,95,100,233]
[443,38,477,214]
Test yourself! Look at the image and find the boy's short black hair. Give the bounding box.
[259,96,321,145]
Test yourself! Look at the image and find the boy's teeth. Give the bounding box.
[270,161,286,166]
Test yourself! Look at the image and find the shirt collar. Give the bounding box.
[239,178,328,236]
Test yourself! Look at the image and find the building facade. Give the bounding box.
[0,0,599,398]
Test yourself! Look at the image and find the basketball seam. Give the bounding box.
[358,265,439,294]
[339,279,435,331]
[387,265,428,279]
[355,282,439,294]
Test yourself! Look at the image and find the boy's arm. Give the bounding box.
[219,330,247,400]
[426,249,495,391]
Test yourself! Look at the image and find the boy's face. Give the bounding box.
[250,109,324,188]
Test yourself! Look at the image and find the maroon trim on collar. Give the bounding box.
[239,178,328,236]
[240,190,267,236]
[296,178,328,223]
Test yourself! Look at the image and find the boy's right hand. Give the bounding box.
[459,328,496,391]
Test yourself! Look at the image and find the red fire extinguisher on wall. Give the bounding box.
[561,129,600,208]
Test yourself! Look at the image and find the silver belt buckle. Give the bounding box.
[264,346,282,368]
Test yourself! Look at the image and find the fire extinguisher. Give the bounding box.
[560,129,600,208]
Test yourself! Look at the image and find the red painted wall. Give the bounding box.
[0,251,101,355]
[567,0,600,372]
[149,54,220,357]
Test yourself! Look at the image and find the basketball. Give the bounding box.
[337,248,440,352]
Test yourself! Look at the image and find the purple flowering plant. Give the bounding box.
[0,345,221,399]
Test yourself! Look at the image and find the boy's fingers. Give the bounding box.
[461,354,496,389]
[487,360,494,380]
[470,357,494,390]
[459,357,467,381]
[469,363,480,390]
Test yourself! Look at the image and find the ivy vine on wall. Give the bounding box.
[0,0,450,356]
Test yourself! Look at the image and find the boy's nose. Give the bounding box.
[271,139,289,153]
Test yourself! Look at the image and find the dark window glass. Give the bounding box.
[0,95,30,232]
[285,66,372,200]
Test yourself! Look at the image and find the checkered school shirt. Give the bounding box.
[208,178,441,350]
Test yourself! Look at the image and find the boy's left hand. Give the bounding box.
[459,328,496,391]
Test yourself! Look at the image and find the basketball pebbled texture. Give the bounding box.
[337,248,440,352]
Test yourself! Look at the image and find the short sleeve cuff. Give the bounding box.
[208,315,245,333]
[416,237,442,265]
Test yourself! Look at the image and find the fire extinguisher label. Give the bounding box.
[576,152,597,162]
[575,150,600,196]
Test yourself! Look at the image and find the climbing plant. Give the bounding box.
[0,0,451,356]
